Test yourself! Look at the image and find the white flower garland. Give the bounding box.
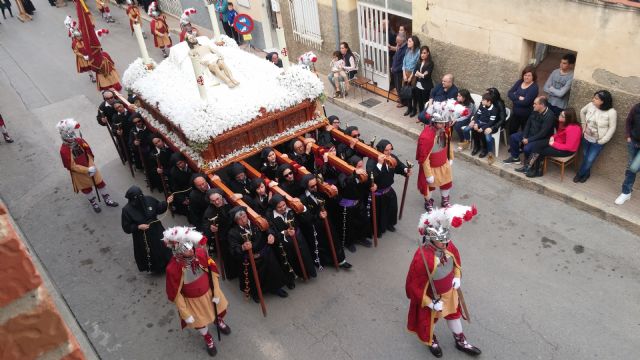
[122,58,158,91]
[204,117,325,170]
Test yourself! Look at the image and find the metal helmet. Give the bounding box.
[56,118,79,143]
[417,204,478,245]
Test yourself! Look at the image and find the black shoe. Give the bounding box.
[579,173,590,183]
[471,148,480,156]
[404,109,411,116]
[358,239,373,248]
[515,165,529,173]
[478,151,488,158]
[273,288,288,298]
[503,157,520,164]
[409,111,417,117]
[339,261,352,269]
[252,295,260,303]
[429,335,443,358]
[104,196,119,207]
[453,333,481,356]
[216,320,232,335]
[346,244,356,253]
[387,225,396,232]
[573,174,582,183]
[286,282,296,290]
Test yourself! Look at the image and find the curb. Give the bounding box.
[326,96,640,237]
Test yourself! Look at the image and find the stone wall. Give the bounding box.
[280,0,360,74]
[0,203,88,360]
[413,0,639,184]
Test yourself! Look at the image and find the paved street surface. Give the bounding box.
[1,5,639,360]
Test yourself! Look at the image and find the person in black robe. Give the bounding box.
[288,138,316,171]
[299,174,351,269]
[277,164,303,198]
[22,0,35,15]
[226,162,252,198]
[245,178,270,216]
[227,206,289,301]
[267,194,317,283]
[96,90,117,127]
[366,139,409,236]
[317,144,340,186]
[201,188,237,279]
[336,126,362,161]
[336,155,375,253]
[259,147,279,180]
[121,185,173,273]
[111,102,135,166]
[168,153,192,216]
[129,114,155,179]
[188,174,210,230]
[150,135,174,194]
[317,115,342,148]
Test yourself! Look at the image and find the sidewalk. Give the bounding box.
[322,76,640,236]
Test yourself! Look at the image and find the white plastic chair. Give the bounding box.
[490,108,511,157]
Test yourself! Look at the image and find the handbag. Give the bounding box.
[399,85,413,102]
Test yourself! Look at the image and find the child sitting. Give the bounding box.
[468,93,499,162]
[330,51,350,98]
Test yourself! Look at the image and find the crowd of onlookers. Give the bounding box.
[323,23,639,207]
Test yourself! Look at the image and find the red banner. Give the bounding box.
[74,0,104,71]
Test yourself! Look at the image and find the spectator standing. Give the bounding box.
[411,46,434,118]
[574,90,617,183]
[391,33,407,108]
[543,53,576,116]
[0,0,11,20]
[614,103,640,205]
[22,0,35,16]
[402,35,421,116]
[525,108,581,178]
[216,0,233,39]
[226,2,241,44]
[453,89,476,150]
[507,65,539,134]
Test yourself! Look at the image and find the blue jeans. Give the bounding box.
[454,118,471,141]
[328,71,356,90]
[576,138,604,178]
[484,132,495,154]
[621,141,640,194]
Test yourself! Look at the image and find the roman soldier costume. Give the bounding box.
[164,227,231,357]
[95,50,122,91]
[149,2,172,58]
[180,8,198,42]
[95,0,115,23]
[417,112,454,212]
[126,0,145,37]
[56,118,118,212]
[64,16,95,83]
[406,204,481,358]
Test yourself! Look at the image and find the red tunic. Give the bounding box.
[416,126,451,195]
[60,138,93,170]
[166,247,220,303]
[405,241,462,345]
[150,17,172,48]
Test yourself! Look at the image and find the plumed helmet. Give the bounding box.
[417,204,477,244]
[56,118,80,142]
[180,8,197,25]
[95,28,110,38]
[148,1,159,17]
[162,226,206,255]
[298,51,318,69]
[64,16,81,38]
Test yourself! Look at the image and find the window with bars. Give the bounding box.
[288,0,323,49]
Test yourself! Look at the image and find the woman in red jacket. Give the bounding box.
[525,108,581,178]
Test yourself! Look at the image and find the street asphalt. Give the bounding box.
[0,4,639,360]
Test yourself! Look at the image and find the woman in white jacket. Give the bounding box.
[574,90,617,183]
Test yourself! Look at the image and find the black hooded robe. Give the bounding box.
[335,170,372,248]
[299,191,346,267]
[267,208,317,279]
[121,186,172,273]
[168,153,192,216]
[365,151,407,235]
[202,202,238,280]
[228,222,287,298]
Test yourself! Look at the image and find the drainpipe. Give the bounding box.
[332,0,340,50]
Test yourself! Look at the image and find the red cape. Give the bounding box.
[165,247,220,302]
[405,241,461,345]
[60,138,93,170]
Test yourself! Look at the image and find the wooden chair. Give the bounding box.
[348,53,373,101]
[543,153,577,182]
